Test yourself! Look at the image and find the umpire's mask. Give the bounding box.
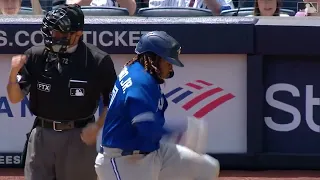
[41,4,84,54]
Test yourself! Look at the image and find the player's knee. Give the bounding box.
[202,154,220,178]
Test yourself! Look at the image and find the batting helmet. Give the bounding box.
[135,31,184,67]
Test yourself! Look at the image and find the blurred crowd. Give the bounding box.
[0,0,318,17]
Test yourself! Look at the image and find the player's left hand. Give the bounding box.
[80,123,100,145]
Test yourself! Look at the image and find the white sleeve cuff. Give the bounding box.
[132,112,155,124]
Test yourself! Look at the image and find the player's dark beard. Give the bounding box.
[168,71,174,78]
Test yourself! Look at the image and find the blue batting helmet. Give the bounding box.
[135,31,184,67]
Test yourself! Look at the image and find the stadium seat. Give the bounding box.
[220,7,296,16]
[80,6,129,16]
[137,7,213,17]
[19,7,46,15]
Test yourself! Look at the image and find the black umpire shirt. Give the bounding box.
[17,41,117,121]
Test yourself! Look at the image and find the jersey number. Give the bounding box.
[157,96,164,111]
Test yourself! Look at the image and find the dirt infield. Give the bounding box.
[0,169,320,180]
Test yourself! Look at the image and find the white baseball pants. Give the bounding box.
[95,143,220,180]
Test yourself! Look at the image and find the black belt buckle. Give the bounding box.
[52,121,74,131]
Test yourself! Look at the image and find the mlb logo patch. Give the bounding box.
[70,88,85,97]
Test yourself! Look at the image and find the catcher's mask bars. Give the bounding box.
[41,4,84,54]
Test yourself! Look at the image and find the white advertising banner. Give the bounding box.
[0,54,247,163]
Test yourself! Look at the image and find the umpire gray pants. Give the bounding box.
[24,127,97,180]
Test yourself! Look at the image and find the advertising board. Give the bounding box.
[0,21,255,54]
[0,54,247,165]
[264,55,320,154]
[0,28,149,54]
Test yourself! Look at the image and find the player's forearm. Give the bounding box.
[117,0,137,15]
[204,0,221,15]
[96,106,108,129]
[31,0,44,15]
[7,72,24,104]
[67,0,92,6]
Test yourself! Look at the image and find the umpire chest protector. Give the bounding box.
[27,42,105,120]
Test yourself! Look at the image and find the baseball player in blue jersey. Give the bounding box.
[95,31,220,180]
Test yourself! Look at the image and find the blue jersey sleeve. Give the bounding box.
[125,86,168,141]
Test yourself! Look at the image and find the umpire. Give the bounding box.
[6,4,117,180]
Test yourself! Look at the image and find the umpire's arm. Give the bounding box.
[7,48,33,104]
[96,55,117,129]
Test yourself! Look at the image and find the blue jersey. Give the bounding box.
[101,62,168,152]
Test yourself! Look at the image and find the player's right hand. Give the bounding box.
[181,117,208,154]
[11,55,27,74]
